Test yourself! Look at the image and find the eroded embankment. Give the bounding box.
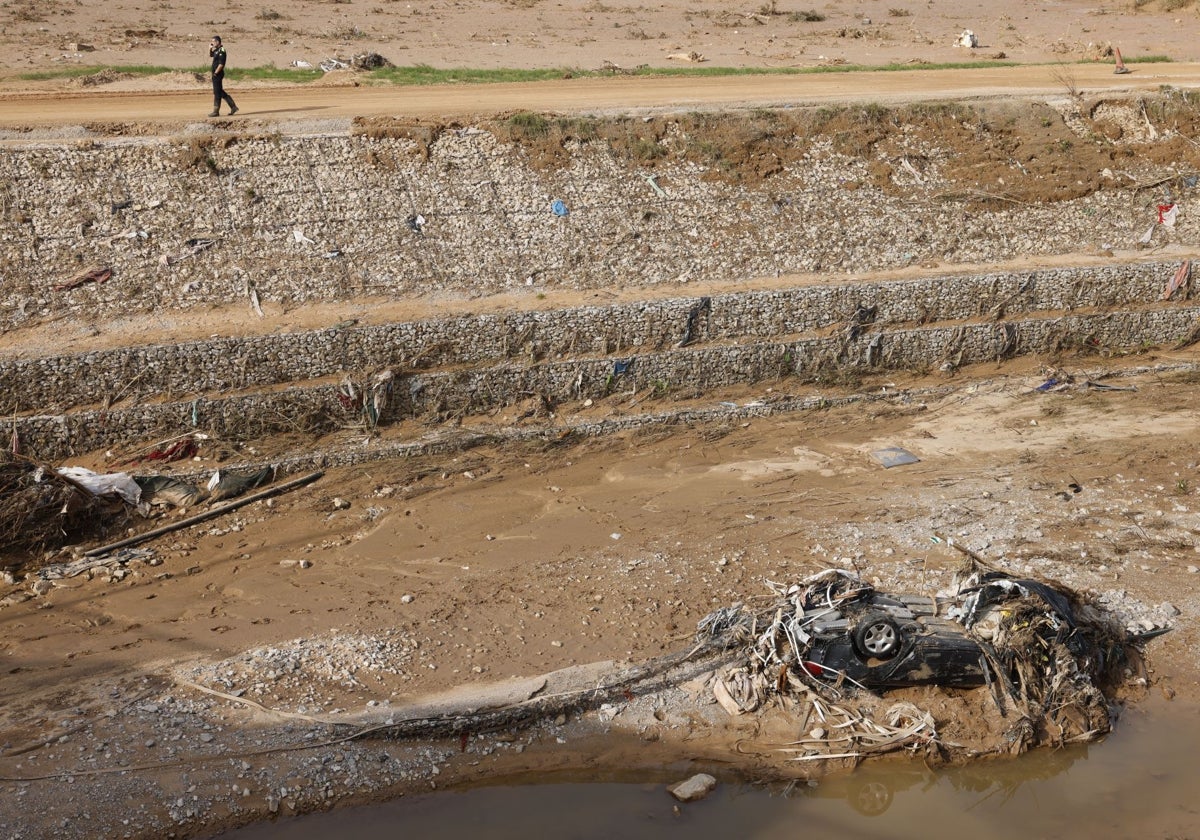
[2,95,1199,840]
[3,94,1200,328]
[4,97,1200,544]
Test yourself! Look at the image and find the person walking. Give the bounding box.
[208,36,238,117]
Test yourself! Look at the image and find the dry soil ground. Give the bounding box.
[4,1,1200,837]
[2,0,1200,77]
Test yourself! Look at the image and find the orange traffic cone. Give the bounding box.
[1114,47,1131,75]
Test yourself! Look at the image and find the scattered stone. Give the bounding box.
[669,773,717,802]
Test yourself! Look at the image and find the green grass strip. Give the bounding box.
[13,55,1175,85]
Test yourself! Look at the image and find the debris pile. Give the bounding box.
[699,565,1142,764]
[337,369,395,432]
[350,52,392,71]
[0,454,131,557]
[0,452,282,566]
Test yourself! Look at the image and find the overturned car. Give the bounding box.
[699,565,1153,755]
[796,571,1100,691]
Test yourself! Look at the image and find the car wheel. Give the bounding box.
[849,779,894,816]
[852,613,901,660]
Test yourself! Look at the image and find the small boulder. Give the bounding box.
[669,773,717,802]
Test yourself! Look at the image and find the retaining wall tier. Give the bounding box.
[0,261,1189,417]
[7,304,1198,461]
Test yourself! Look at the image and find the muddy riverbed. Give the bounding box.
[3,358,1198,838]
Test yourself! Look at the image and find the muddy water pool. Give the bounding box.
[219,696,1199,839]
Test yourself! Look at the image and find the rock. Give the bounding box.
[298,559,313,569]
[30,579,54,596]
[332,497,351,510]
[400,594,414,604]
[669,773,717,802]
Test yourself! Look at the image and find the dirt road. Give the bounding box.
[4,63,1200,129]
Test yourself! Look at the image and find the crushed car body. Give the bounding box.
[697,564,1160,758]
[790,570,1098,691]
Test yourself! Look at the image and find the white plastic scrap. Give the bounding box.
[56,467,142,506]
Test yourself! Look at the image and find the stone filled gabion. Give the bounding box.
[3,119,1199,461]
[1,122,1194,329]
[4,297,1200,461]
[0,262,1188,418]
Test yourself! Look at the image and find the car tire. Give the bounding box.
[849,779,894,817]
[852,613,901,660]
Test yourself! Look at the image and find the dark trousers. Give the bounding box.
[212,74,236,110]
